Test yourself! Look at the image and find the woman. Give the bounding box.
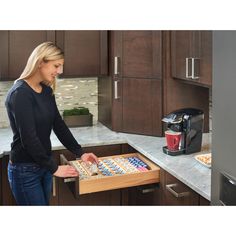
[5,42,98,205]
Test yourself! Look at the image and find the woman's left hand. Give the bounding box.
[81,153,99,164]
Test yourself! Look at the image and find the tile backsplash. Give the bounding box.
[0,78,98,128]
[0,78,212,132]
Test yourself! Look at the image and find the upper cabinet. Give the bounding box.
[56,31,108,77]
[171,31,212,87]
[112,31,162,79]
[0,31,55,81]
[110,31,163,136]
[0,30,108,81]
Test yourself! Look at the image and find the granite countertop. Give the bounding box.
[0,123,211,200]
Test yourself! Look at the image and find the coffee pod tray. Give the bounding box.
[194,153,212,168]
[60,153,160,197]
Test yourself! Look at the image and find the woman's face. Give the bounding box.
[39,59,64,84]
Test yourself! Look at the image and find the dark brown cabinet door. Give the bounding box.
[120,31,162,79]
[0,31,8,80]
[56,31,108,77]
[0,155,17,205]
[199,195,210,205]
[8,31,55,80]
[121,78,162,136]
[123,184,161,205]
[111,31,161,79]
[107,31,163,136]
[161,170,199,205]
[0,30,107,81]
[171,31,212,87]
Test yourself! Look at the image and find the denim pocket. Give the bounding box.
[22,164,41,173]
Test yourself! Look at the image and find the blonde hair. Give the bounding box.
[16,42,64,92]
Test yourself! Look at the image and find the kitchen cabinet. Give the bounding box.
[56,30,108,77]
[116,78,162,135]
[199,195,210,205]
[0,144,137,206]
[160,169,209,205]
[0,146,210,206]
[98,31,163,136]
[98,31,210,136]
[112,31,162,79]
[0,155,17,205]
[171,31,212,87]
[0,30,108,81]
[162,31,210,132]
[52,144,137,205]
[0,31,55,81]
[123,183,161,205]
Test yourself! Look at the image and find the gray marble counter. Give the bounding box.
[0,123,211,200]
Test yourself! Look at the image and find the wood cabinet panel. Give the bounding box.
[161,170,199,205]
[0,31,8,80]
[124,184,161,205]
[121,31,162,79]
[0,30,107,81]
[58,177,121,206]
[99,31,162,135]
[199,195,210,205]
[99,31,210,136]
[56,31,108,77]
[171,31,192,80]
[162,31,209,133]
[8,31,55,80]
[122,78,162,135]
[171,31,212,87]
[1,155,17,205]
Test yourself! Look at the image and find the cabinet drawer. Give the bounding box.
[60,153,160,197]
[163,171,199,205]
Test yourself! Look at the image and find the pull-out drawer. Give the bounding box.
[60,153,160,198]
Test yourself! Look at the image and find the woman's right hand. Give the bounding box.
[53,165,79,178]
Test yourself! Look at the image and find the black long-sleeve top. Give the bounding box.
[5,79,83,174]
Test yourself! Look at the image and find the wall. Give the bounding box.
[0,78,98,128]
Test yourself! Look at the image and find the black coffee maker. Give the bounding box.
[162,108,204,156]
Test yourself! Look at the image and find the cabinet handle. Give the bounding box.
[64,177,76,183]
[141,188,156,194]
[114,56,119,75]
[114,80,120,99]
[166,183,190,198]
[185,58,192,78]
[191,58,200,80]
[52,176,56,197]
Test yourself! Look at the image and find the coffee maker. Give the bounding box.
[162,108,204,156]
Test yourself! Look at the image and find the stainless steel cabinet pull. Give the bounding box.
[114,56,119,75]
[166,183,190,198]
[64,177,76,183]
[52,176,56,197]
[185,58,192,78]
[141,188,156,194]
[114,80,120,99]
[191,58,200,80]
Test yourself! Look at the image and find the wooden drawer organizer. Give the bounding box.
[60,153,160,197]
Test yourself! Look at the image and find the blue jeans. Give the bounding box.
[8,162,52,206]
